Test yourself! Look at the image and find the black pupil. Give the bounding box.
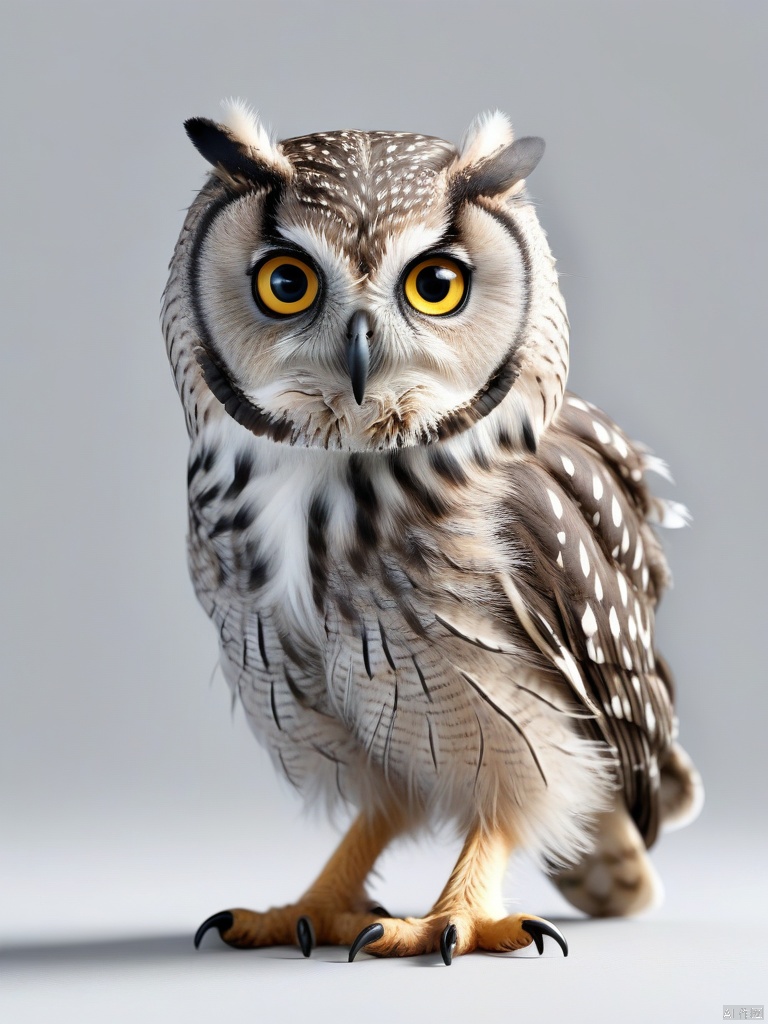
[270,263,308,304]
[416,264,456,304]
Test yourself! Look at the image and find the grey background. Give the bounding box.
[1,1,766,1021]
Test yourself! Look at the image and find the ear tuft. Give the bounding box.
[455,135,545,201]
[457,111,515,169]
[184,102,292,187]
[220,98,293,176]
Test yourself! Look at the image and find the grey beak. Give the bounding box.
[346,310,371,406]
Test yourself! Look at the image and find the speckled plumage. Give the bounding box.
[164,104,702,952]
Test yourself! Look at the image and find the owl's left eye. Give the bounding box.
[403,256,468,316]
[253,254,319,316]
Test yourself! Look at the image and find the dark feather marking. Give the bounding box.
[460,670,548,787]
[232,504,256,531]
[426,206,532,443]
[390,455,449,517]
[515,683,596,719]
[224,452,253,500]
[186,185,299,444]
[187,454,202,486]
[396,597,430,639]
[347,455,379,548]
[209,515,233,538]
[307,494,330,610]
[335,762,346,801]
[202,448,217,473]
[378,619,397,672]
[412,654,433,703]
[242,636,248,670]
[497,427,515,450]
[196,348,295,444]
[473,713,486,792]
[427,716,438,771]
[402,568,420,590]
[473,445,491,471]
[311,742,342,764]
[258,178,289,245]
[269,679,282,731]
[429,448,468,487]
[522,416,537,454]
[383,680,399,780]
[256,614,269,669]
[195,483,221,509]
[427,347,521,442]
[361,623,373,679]
[553,296,569,324]
[248,556,270,591]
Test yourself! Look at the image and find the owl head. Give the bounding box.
[169,101,569,455]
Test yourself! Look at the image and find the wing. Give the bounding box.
[500,392,682,846]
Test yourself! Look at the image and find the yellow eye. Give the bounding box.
[254,254,319,316]
[403,256,467,316]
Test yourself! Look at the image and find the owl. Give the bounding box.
[163,101,703,964]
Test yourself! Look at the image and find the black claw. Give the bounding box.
[521,919,569,957]
[194,910,234,949]
[348,922,384,962]
[368,903,391,918]
[440,923,458,966]
[296,916,315,958]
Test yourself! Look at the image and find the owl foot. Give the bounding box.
[194,812,405,955]
[347,911,568,964]
[193,900,389,954]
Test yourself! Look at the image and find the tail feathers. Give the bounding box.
[550,803,663,917]
[659,742,704,832]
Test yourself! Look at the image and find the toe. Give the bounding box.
[194,910,234,949]
[474,913,568,956]
[348,922,385,962]
[296,915,316,957]
[521,918,569,957]
[439,923,458,966]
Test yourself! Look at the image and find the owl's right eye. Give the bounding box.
[252,253,319,317]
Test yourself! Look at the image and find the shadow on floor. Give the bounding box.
[0,932,313,970]
[0,933,200,970]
